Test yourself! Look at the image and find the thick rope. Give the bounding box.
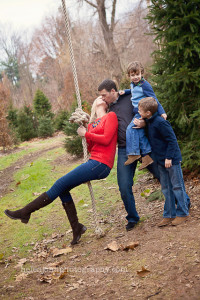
[61,0,105,238]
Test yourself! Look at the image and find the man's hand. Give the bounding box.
[133,118,146,128]
[165,159,172,168]
[161,113,167,120]
[95,96,103,101]
[77,125,86,137]
[118,90,125,95]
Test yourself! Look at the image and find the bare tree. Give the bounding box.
[76,0,122,82]
[115,2,155,72]
[0,2,155,111]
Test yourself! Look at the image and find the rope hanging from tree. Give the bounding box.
[61,0,105,238]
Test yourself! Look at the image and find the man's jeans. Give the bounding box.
[117,147,171,223]
[117,147,140,223]
[158,163,189,218]
[47,160,110,203]
[126,114,151,156]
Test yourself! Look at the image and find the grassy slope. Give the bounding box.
[0,136,144,260]
[0,147,67,257]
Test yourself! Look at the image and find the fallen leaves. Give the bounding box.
[15,258,27,269]
[137,266,151,277]
[32,192,41,196]
[39,274,52,284]
[104,241,119,252]
[52,247,72,257]
[48,261,64,268]
[39,261,68,284]
[66,279,85,291]
[105,241,139,252]
[122,242,139,251]
[39,269,68,284]
[15,272,28,282]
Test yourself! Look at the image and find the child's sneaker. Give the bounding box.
[157,218,175,227]
[138,155,153,170]
[125,155,141,165]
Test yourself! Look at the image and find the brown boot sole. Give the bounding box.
[124,155,141,166]
[4,210,30,224]
[157,218,175,227]
[138,160,154,171]
[71,225,87,245]
[171,216,188,226]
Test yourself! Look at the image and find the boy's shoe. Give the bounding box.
[171,216,188,226]
[124,155,141,166]
[138,155,153,170]
[157,218,175,227]
[126,222,136,231]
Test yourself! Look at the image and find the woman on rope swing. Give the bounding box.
[4,97,118,245]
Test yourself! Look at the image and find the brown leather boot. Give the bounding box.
[62,201,87,245]
[157,218,175,227]
[4,192,53,223]
[171,216,188,226]
[138,155,153,170]
[124,155,141,166]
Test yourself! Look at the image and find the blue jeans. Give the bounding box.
[117,147,140,223]
[117,148,161,223]
[147,153,190,208]
[158,163,189,218]
[126,114,151,156]
[46,160,111,203]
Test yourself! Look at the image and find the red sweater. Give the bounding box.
[85,112,118,169]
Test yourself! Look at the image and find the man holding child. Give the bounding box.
[97,61,190,231]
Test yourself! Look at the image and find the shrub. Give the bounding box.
[63,100,91,157]
[63,120,83,157]
[33,89,53,118]
[7,106,18,128]
[17,106,37,141]
[38,116,54,138]
[54,110,69,131]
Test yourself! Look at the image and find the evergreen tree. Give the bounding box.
[17,106,37,141]
[147,0,200,172]
[0,56,20,86]
[62,100,91,157]
[38,116,54,138]
[33,89,52,117]
[7,106,18,128]
[54,110,69,131]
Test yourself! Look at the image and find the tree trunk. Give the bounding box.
[85,0,122,82]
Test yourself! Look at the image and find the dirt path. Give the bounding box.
[0,136,200,300]
[0,134,65,198]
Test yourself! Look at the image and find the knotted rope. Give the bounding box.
[61,0,105,238]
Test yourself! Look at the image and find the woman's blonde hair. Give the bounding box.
[89,98,108,123]
[89,98,98,123]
